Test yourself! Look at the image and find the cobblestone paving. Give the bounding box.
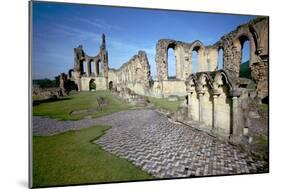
[33,109,268,178]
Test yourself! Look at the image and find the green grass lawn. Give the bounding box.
[148,96,185,112]
[33,125,154,188]
[33,91,132,120]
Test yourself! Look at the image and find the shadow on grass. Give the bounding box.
[33,97,72,106]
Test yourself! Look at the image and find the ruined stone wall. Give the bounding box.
[80,76,107,91]
[153,17,268,99]
[72,34,109,91]
[65,17,268,103]
[155,39,220,82]
[214,17,269,99]
[150,80,186,98]
[183,67,267,142]
[205,46,219,71]
[108,51,151,96]
[185,71,242,138]
[155,39,190,81]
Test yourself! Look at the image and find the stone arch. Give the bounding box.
[189,40,206,73]
[95,59,102,76]
[155,40,186,81]
[89,78,96,91]
[234,30,258,76]
[86,57,93,77]
[214,70,234,91]
[234,34,251,79]
[108,81,113,91]
[167,43,177,79]
[87,58,94,76]
[80,59,86,76]
[249,25,259,54]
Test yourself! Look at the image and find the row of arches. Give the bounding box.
[167,41,206,79]
[217,38,250,76]
[166,38,251,79]
[186,71,234,136]
[80,59,103,77]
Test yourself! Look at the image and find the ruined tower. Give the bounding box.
[71,34,109,91]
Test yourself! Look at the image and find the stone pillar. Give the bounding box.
[198,92,204,122]
[94,61,98,76]
[213,94,219,130]
[86,61,91,77]
[100,61,104,77]
[92,62,95,76]
[232,96,242,136]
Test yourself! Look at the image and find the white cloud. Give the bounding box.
[77,17,121,31]
[52,24,101,42]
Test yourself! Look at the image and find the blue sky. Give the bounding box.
[32,1,255,79]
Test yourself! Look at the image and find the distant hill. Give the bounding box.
[239,60,252,79]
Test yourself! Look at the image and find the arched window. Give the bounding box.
[239,37,251,79]
[190,41,204,73]
[109,81,113,91]
[242,40,250,63]
[95,60,102,76]
[88,60,92,76]
[218,48,223,70]
[167,47,176,79]
[80,60,86,75]
[192,49,199,73]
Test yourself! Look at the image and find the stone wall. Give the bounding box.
[184,70,250,139]
[181,68,268,143]
[80,76,107,91]
[214,17,269,99]
[150,80,186,98]
[153,17,268,99]
[108,51,151,96]
[155,39,221,82]
[71,34,109,91]
[64,17,268,101]
[155,39,190,81]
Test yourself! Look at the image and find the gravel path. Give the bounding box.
[33,109,268,178]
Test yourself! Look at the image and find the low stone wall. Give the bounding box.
[161,80,186,97]
[111,87,150,106]
[147,80,186,98]
[80,76,107,91]
[33,87,63,99]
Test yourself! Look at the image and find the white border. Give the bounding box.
[0,0,279,188]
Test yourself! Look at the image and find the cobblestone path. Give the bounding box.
[33,109,268,178]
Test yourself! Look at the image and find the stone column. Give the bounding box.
[232,96,242,137]
[213,94,219,130]
[100,61,104,77]
[91,60,96,76]
[86,61,91,77]
[198,92,204,122]
[94,61,98,76]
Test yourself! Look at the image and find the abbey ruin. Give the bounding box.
[62,17,268,144]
